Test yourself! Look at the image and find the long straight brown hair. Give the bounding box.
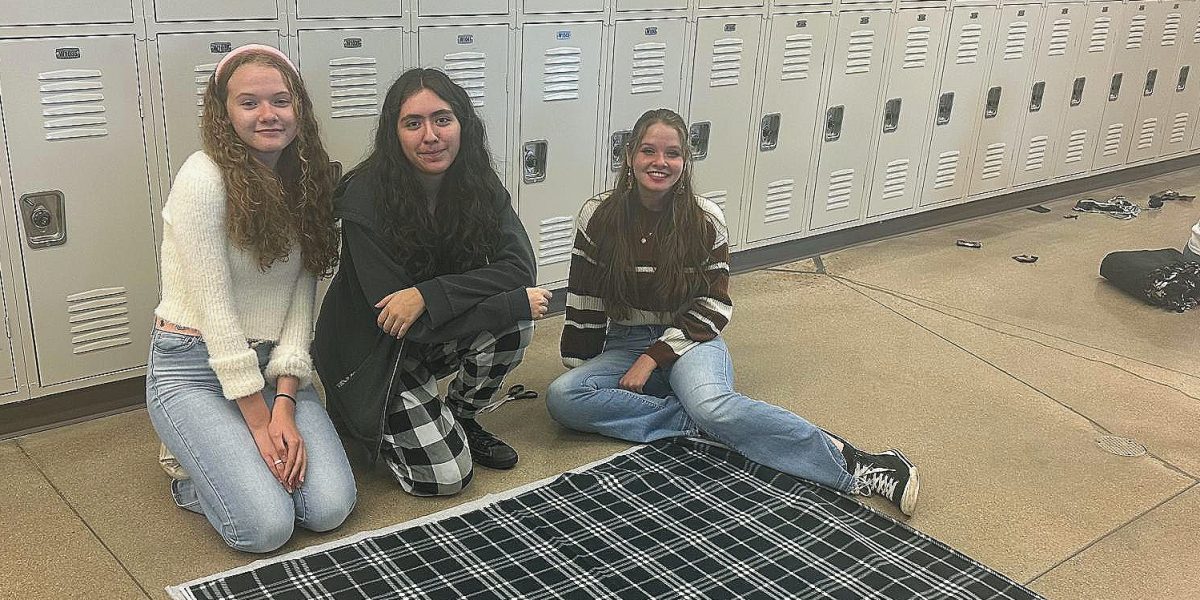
[589,109,712,319]
[200,50,339,276]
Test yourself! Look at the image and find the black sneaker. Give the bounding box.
[460,418,518,470]
[851,449,920,517]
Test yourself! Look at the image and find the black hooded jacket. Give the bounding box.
[313,171,536,462]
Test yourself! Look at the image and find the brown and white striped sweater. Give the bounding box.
[560,194,733,369]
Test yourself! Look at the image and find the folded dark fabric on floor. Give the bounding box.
[1100,249,1200,312]
[172,439,1041,600]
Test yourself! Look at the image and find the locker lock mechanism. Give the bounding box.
[522,140,548,184]
[20,191,67,248]
[688,122,711,161]
[760,113,781,151]
[824,106,844,142]
[610,130,632,172]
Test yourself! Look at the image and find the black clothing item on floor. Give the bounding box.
[851,449,920,517]
[1148,189,1196,209]
[1074,196,1141,219]
[460,417,519,470]
[1100,248,1200,312]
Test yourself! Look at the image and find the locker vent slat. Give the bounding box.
[782,34,813,81]
[845,30,875,75]
[956,24,983,64]
[1170,113,1189,144]
[903,27,931,69]
[39,69,107,140]
[764,179,794,223]
[328,57,379,118]
[67,287,130,354]
[1163,13,1181,46]
[1193,15,1200,43]
[1136,118,1157,149]
[1048,19,1071,56]
[702,190,728,213]
[543,47,582,101]
[934,151,959,189]
[1089,16,1111,52]
[1024,136,1048,171]
[881,159,909,199]
[710,38,744,87]
[537,216,574,266]
[825,169,854,211]
[193,62,218,117]
[1065,129,1087,162]
[980,143,1006,179]
[444,51,488,108]
[630,42,668,94]
[1004,21,1030,61]
[1102,123,1123,155]
[1127,15,1147,49]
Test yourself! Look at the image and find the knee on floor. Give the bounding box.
[222,508,295,554]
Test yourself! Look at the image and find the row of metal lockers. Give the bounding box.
[0,0,1197,404]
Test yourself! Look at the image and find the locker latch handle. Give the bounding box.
[522,140,548,184]
[1070,77,1086,106]
[984,86,1002,119]
[1109,73,1123,101]
[688,122,711,161]
[1029,81,1045,112]
[1177,65,1190,92]
[610,130,632,172]
[19,190,67,248]
[936,92,954,126]
[1144,69,1157,96]
[330,161,343,183]
[824,105,844,142]
[882,98,901,133]
[760,113,781,151]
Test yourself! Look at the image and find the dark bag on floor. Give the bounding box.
[1100,248,1200,312]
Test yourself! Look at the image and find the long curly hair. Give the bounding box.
[200,50,339,276]
[591,109,711,320]
[344,68,501,281]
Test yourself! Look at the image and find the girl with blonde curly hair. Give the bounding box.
[146,44,355,553]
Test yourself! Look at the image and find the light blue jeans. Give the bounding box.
[145,330,357,553]
[547,324,855,492]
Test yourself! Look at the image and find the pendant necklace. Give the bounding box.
[640,211,666,244]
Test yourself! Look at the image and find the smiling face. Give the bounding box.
[630,122,686,209]
[396,88,462,180]
[224,63,297,169]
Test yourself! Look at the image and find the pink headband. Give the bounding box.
[214,44,298,79]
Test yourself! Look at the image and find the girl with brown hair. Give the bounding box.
[146,44,355,552]
[547,108,922,516]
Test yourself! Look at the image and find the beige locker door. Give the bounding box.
[152,0,278,22]
[0,0,132,26]
[967,4,1042,198]
[810,10,891,231]
[296,0,403,19]
[698,0,765,8]
[419,25,511,188]
[0,36,156,386]
[688,15,764,245]
[517,22,605,286]
[298,28,406,176]
[604,18,688,190]
[866,8,947,218]
[1161,0,1200,155]
[1054,2,1122,178]
[524,0,605,13]
[1127,1,1183,163]
[746,12,834,241]
[1013,4,1087,187]
[615,0,688,11]
[155,31,282,184]
[1093,2,1156,170]
[0,271,17,396]
[922,7,997,207]
[417,0,508,16]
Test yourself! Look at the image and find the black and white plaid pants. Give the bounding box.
[381,320,533,496]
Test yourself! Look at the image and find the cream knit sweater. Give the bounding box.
[155,151,317,400]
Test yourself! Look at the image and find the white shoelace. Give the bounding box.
[851,463,898,500]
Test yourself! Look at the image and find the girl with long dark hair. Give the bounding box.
[547,108,922,516]
[315,68,550,496]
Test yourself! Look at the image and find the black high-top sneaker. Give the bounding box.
[851,449,920,517]
[460,418,518,470]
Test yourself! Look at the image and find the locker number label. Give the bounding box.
[724,24,736,32]
[211,41,233,54]
[556,30,572,40]
[457,34,474,45]
[344,38,363,49]
[55,47,81,60]
[645,27,658,36]
[860,16,869,25]
[796,20,807,28]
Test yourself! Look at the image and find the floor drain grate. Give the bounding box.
[1096,436,1147,457]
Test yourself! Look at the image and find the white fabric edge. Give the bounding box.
[166,443,647,600]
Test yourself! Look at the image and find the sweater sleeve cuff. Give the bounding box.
[415,279,451,328]
[507,287,531,322]
[265,345,314,389]
[645,342,678,369]
[208,349,265,400]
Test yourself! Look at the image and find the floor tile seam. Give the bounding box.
[817,272,1200,394]
[14,439,154,600]
[828,277,1200,483]
[1024,480,1199,587]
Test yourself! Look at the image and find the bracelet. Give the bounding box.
[274,392,297,405]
